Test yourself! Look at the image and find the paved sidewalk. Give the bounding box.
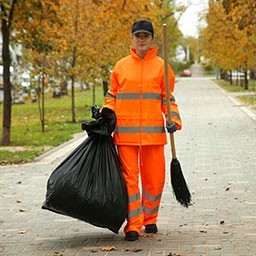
[0,77,256,256]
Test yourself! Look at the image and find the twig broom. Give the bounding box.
[162,24,191,207]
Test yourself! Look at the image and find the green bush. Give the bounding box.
[0,85,104,164]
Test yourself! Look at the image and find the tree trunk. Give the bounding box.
[71,74,76,123]
[37,73,43,132]
[70,43,77,123]
[1,18,12,145]
[41,71,45,131]
[229,70,233,85]
[103,81,108,96]
[244,71,248,90]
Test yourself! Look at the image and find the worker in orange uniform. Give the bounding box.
[103,19,182,241]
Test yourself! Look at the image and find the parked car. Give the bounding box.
[180,69,192,77]
[227,71,245,78]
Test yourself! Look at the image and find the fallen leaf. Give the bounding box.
[18,230,27,234]
[53,252,62,256]
[125,248,142,252]
[101,246,117,251]
[142,233,154,238]
[131,249,142,252]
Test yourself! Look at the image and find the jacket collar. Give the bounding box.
[130,47,158,60]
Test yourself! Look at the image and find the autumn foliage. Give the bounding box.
[201,0,256,88]
[1,0,183,145]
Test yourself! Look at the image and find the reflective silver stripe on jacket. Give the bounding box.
[105,92,116,99]
[171,111,181,119]
[117,92,161,100]
[115,126,165,133]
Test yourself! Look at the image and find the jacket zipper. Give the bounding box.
[139,59,144,146]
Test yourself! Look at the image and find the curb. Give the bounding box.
[34,132,87,164]
[213,81,256,121]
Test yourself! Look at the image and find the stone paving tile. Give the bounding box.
[0,77,256,256]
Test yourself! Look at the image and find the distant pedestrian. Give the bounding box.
[103,19,182,241]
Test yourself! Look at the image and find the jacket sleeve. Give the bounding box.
[102,67,118,112]
[161,65,182,130]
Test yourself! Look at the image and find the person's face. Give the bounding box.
[132,32,154,58]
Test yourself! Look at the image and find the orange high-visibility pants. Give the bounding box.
[117,145,165,234]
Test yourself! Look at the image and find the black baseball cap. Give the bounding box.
[132,19,154,35]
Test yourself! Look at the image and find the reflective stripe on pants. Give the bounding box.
[117,145,165,234]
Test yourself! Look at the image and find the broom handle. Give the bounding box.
[163,24,177,159]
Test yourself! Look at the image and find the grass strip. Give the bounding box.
[0,85,104,164]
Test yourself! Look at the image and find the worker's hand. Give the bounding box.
[101,107,117,134]
[166,122,177,133]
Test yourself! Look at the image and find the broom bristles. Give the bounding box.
[170,158,191,207]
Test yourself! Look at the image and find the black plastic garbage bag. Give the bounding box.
[42,106,128,234]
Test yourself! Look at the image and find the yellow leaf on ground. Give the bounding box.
[101,245,117,251]
[18,230,27,234]
[53,252,62,256]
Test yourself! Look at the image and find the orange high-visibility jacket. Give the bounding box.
[104,47,182,145]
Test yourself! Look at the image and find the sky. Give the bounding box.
[175,0,209,37]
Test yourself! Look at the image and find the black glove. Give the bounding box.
[81,106,116,136]
[101,107,116,134]
[166,122,177,133]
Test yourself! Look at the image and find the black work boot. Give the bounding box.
[125,231,139,241]
[145,224,158,233]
